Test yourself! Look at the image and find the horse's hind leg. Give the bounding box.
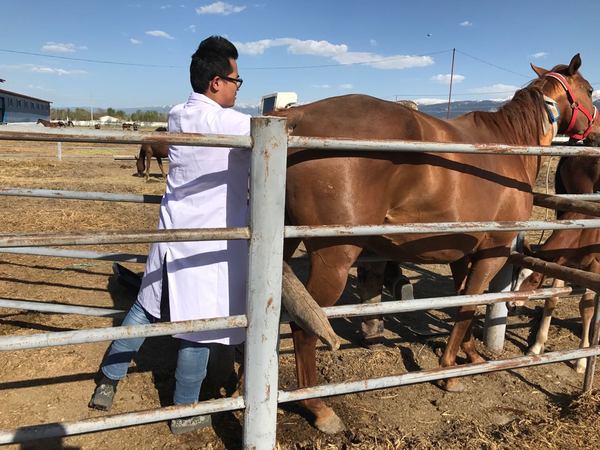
[292,240,364,434]
[356,260,386,348]
[438,255,507,392]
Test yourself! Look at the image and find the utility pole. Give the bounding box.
[90,94,93,122]
[446,48,455,119]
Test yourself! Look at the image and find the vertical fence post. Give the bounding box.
[57,141,62,161]
[583,292,600,391]
[243,116,288,449]
[484,233,524,353]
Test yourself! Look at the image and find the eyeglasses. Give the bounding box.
[219,75,243,89]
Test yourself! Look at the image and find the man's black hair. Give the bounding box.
[190,36,239,94]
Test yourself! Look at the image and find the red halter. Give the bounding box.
[545,72,597,140]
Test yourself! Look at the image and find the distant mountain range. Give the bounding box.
[64,98,600,120]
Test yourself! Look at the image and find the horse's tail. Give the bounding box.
[554,156,568,219]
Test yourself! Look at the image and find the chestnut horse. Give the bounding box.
[36,118,63,128]
[135,127,168,180]
[514,135,600,373]
[269,54,597,433]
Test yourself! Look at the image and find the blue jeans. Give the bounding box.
[101,299,210,406]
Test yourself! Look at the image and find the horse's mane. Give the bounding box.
[468,80,548,145]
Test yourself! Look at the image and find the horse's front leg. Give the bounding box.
[156,157,167,180]
[292,241,363,434]
[145,154,151,181]
[438,254,507,392]
[575,292,595,373]
[528,279,562,356]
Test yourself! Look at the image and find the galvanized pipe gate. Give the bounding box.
[1,119,600,448]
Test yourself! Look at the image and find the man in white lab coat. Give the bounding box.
[89,35,251,435]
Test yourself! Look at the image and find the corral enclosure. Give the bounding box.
[0,139,599,449]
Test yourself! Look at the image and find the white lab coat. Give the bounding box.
[137,92,251,344]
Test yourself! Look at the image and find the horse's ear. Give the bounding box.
[530,63,548,78]
[567,54,582,75]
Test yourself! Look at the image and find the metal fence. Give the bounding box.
[1,120,600,449]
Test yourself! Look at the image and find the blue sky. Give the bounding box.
[1,0,599,111]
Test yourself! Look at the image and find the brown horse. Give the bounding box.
[36,118,63,128]
[135,127,168,180]
[269,54,596,433]
[513,142,600,373]
[516,210,599,373]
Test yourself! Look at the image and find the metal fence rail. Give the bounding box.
[1,120,600,449]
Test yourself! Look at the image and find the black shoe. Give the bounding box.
[89,383,116,411]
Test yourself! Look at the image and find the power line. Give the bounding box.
[0,48,185,69]
[455,50,531,79]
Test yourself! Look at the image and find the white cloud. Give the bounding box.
[0,64,86,76]
[187,25,196,33]
[27,85,54,92]
[234,38,434,70]
[468,84,519,94]
[41,42,88,53]
[370,39,377,46]
[459,21,472,26]
[593,90,600,102]
[131,39,141,44]
[430,74,465,84]
[145,30,175,39]
[196,2,246,15]
[160,5,172,9]
[530,52,548,59]
[234,101,259,110]
[310,84,330,88]
[339,84,353,90]
[29,66,87,76]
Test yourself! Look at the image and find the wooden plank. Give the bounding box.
[508,252,600,293]
[533,193,600,217]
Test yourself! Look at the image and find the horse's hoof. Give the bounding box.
[436,378,465,393]
[314,412,345,435]
[526,344,543,356]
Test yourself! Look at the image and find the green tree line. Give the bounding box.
[51,107,168,122]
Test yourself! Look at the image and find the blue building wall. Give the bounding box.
[0,89,51,123]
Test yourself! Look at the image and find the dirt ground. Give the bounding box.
[0,139,599,450]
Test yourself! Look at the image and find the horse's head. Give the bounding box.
[135,147,146,176]
[531,54,597,141]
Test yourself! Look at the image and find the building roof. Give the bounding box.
[0,88,51,104]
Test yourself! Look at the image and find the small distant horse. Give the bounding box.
[122,123,132,130]
[135,127,168,180]
[268,54,596,433]
[36,118,64,128]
